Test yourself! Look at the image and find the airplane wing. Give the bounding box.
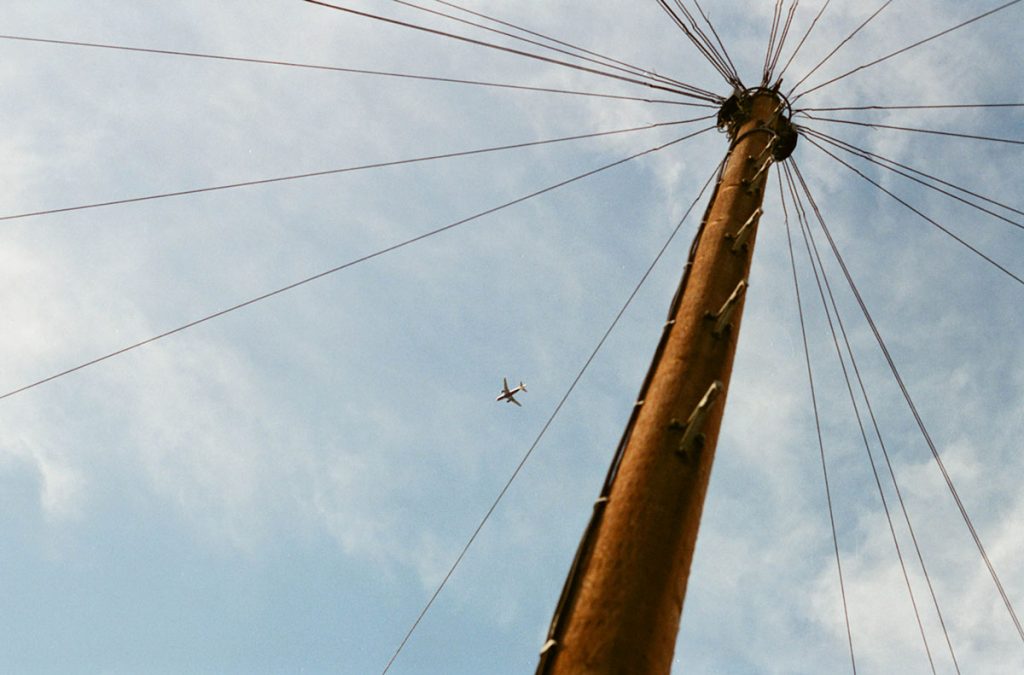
[502,377,511,395]
[509,395,522,407]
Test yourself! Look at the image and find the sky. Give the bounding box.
[0,1,1021,673]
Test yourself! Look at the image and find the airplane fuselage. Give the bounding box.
[497,379,527,406]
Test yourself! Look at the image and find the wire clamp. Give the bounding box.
[705,279,747,337]
[539,639,557,656]
[726,208,761,254]
[672,381,723,460]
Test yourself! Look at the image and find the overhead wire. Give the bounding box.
[762,0,784,85]
[802,128,1024,231]
[800,133,1024,286]
[802,126,1024,217]
[799,114,1024,146]
[420,0,705,95]
[428,0,685,86]
[797,102,1024,112]
[777,167,858,675]
[0,33,709,106]
[785,162,961,673]
[793,0,1024,102]
[788,0,895,99]
[668,0,741,84]
[655,0,742,88]
[790,159,1024,646]
[388,0,703,94]
[383,148,723,675]
[774,0,832,85]
[0,126,714,404]
[0,117,714,224]
[783,164,937,675]
[764,0,800,85]
[690,0,742,85]
[304,0,722,102]
[657,1,715,69]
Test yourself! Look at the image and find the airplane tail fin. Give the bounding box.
[519,382,527,392]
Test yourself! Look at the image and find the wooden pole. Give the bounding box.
[540,89,794,674]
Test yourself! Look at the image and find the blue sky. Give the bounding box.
[0,1,1022,673]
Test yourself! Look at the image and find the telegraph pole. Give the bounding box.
[538,88,796,674]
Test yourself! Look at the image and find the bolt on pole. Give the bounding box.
[539,89,796,675]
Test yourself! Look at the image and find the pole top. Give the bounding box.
[717,85,798,160]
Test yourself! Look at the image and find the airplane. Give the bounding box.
[496,378,527,407]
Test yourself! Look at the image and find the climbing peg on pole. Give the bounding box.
[706,280,748,337]
[674,381,724,460]
[749,156,774,189]
[726,208,762,254]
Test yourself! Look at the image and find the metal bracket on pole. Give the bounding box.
[746,156,774,194]
[755,134,779,163]
[669,381,723,460]
[539,639,557,656]
[725,208,761,254]
[705,279,747,337]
